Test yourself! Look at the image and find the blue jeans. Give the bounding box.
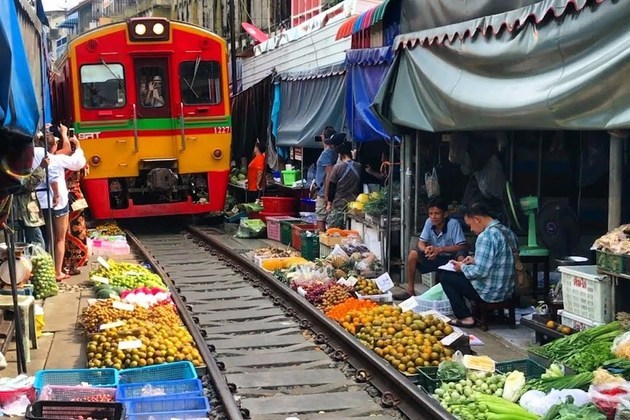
[17,221,45,249]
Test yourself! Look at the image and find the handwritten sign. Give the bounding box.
[374,272,395,292]
[91,275,109,284]
[118,339,142,350]
[398,296,419,313]
[97,256,111,270]
[112,301,135,312]
[346,276,359,287]
[99,320,125,330]
[336,278,350,286]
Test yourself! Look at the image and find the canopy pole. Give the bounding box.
[401,134,413,286]
[414,138,420,233]
[4,224,27,373]
[385,140,395,274]
[608,133,624,230]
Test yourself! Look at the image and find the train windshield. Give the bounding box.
[80,63,126,109]
[179,59,221,105]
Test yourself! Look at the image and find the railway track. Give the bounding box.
[125,224,451,420]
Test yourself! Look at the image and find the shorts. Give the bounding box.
[315,196,327,222]
[52,204,69,217]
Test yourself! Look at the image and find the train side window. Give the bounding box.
[179,60,221,105]
[80,63,126,109]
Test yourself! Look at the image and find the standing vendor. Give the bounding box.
[313,127,341,231]
[326,139,361,229]
[247,140,266,193]
[393,197,468,300]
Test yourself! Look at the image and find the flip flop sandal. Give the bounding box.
[449,319,476,328]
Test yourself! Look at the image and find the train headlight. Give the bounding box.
[153,23,165,35]
[134,23,147,35]
[91,155,102,166]
[212,149,222,160]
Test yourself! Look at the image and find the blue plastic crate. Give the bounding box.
[118,361,197,384]
[34,369,119,391]
[116,378,203,401]
[126,396,210,420]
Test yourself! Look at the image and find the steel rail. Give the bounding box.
[187,225,453,420]
[125,229,245,420]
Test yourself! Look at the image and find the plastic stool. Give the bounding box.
[0,295,37,362]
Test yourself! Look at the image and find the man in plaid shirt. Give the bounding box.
[441,204,517,327]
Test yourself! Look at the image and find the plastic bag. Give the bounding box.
[0,351,6,370]
[437,358,466,381]
[234,218,267,239]
[613,332,630,359]
[616,398,630,420]
[425,167,440,198]
[25,244,58,299]
[589,382,630,418]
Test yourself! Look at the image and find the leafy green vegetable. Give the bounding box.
[437,360,466,381]
[542,397,605,420]
[524,372,594,393]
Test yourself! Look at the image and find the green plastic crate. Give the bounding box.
[495,359,546,379]
[596,250,625,274]
[300,233,320,261]
[280,220,304,245]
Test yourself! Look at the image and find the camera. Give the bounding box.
[314,135,322,142]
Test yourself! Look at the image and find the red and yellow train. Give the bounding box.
[52,18,231,219]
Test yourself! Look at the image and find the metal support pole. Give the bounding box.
[385,140,395,274]
[608,134,623,230]
[4,225,27,373]
[401,135,413,286]
[414,137,420,233]
[228,0,238,96]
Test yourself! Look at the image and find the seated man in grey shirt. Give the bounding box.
[393,197,468,300]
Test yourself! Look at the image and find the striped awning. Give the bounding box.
[336,0,392,40]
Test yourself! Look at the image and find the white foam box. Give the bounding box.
[558,309,603,332]
[356,291,393,303]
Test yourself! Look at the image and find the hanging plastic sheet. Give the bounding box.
[373,0,630,132]
[344,47,393,142]
[275,66,346,148]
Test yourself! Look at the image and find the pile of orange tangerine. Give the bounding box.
[329,304,454,374]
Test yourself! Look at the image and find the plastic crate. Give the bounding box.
[261,196,298,213]
[422,272,437,288]
[495,359,546,379]
[558,265,612,323]
[281,170,300,185]
[356,291,393,303]
[280,219,304,245]
[320,243,332,258]
[415,298,453,315]
[26,401,125,420]
[39,386,116,402]
[34,369,119,391]
[225,211,246,223]
[118,361,197,384]
[291,224,317,250]
[266,216,301,242]
[115,379,203,402]
[126,396,210,420]
[300,233,320,261]
[416,367,459,393]
[596,250,625,274]
[558,309,604,332]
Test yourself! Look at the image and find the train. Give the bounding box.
[51,17,232,219]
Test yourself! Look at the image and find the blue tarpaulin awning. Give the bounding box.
[345,47,393,142]
[58,17,79,29]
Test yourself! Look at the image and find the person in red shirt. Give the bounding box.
[247,141,266,192]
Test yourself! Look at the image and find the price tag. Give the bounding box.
[118,339,142,350]
[336,278,352,287]
[374,272,395,292]
[97,256,111,270]
[99,320,125,330]
[441,331,464,347]
[91,275,109,284]
[112,301,135,312]
[398,296,419,313]
[346,276,359,287]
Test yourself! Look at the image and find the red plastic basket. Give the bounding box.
[291,224,317,250]
[266,216,302,241]
[0,386,36,406]
[261,196,298,214]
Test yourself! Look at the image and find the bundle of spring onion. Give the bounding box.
[530,322,621,373]
[524,371,594,393]
[439,392,539,420]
